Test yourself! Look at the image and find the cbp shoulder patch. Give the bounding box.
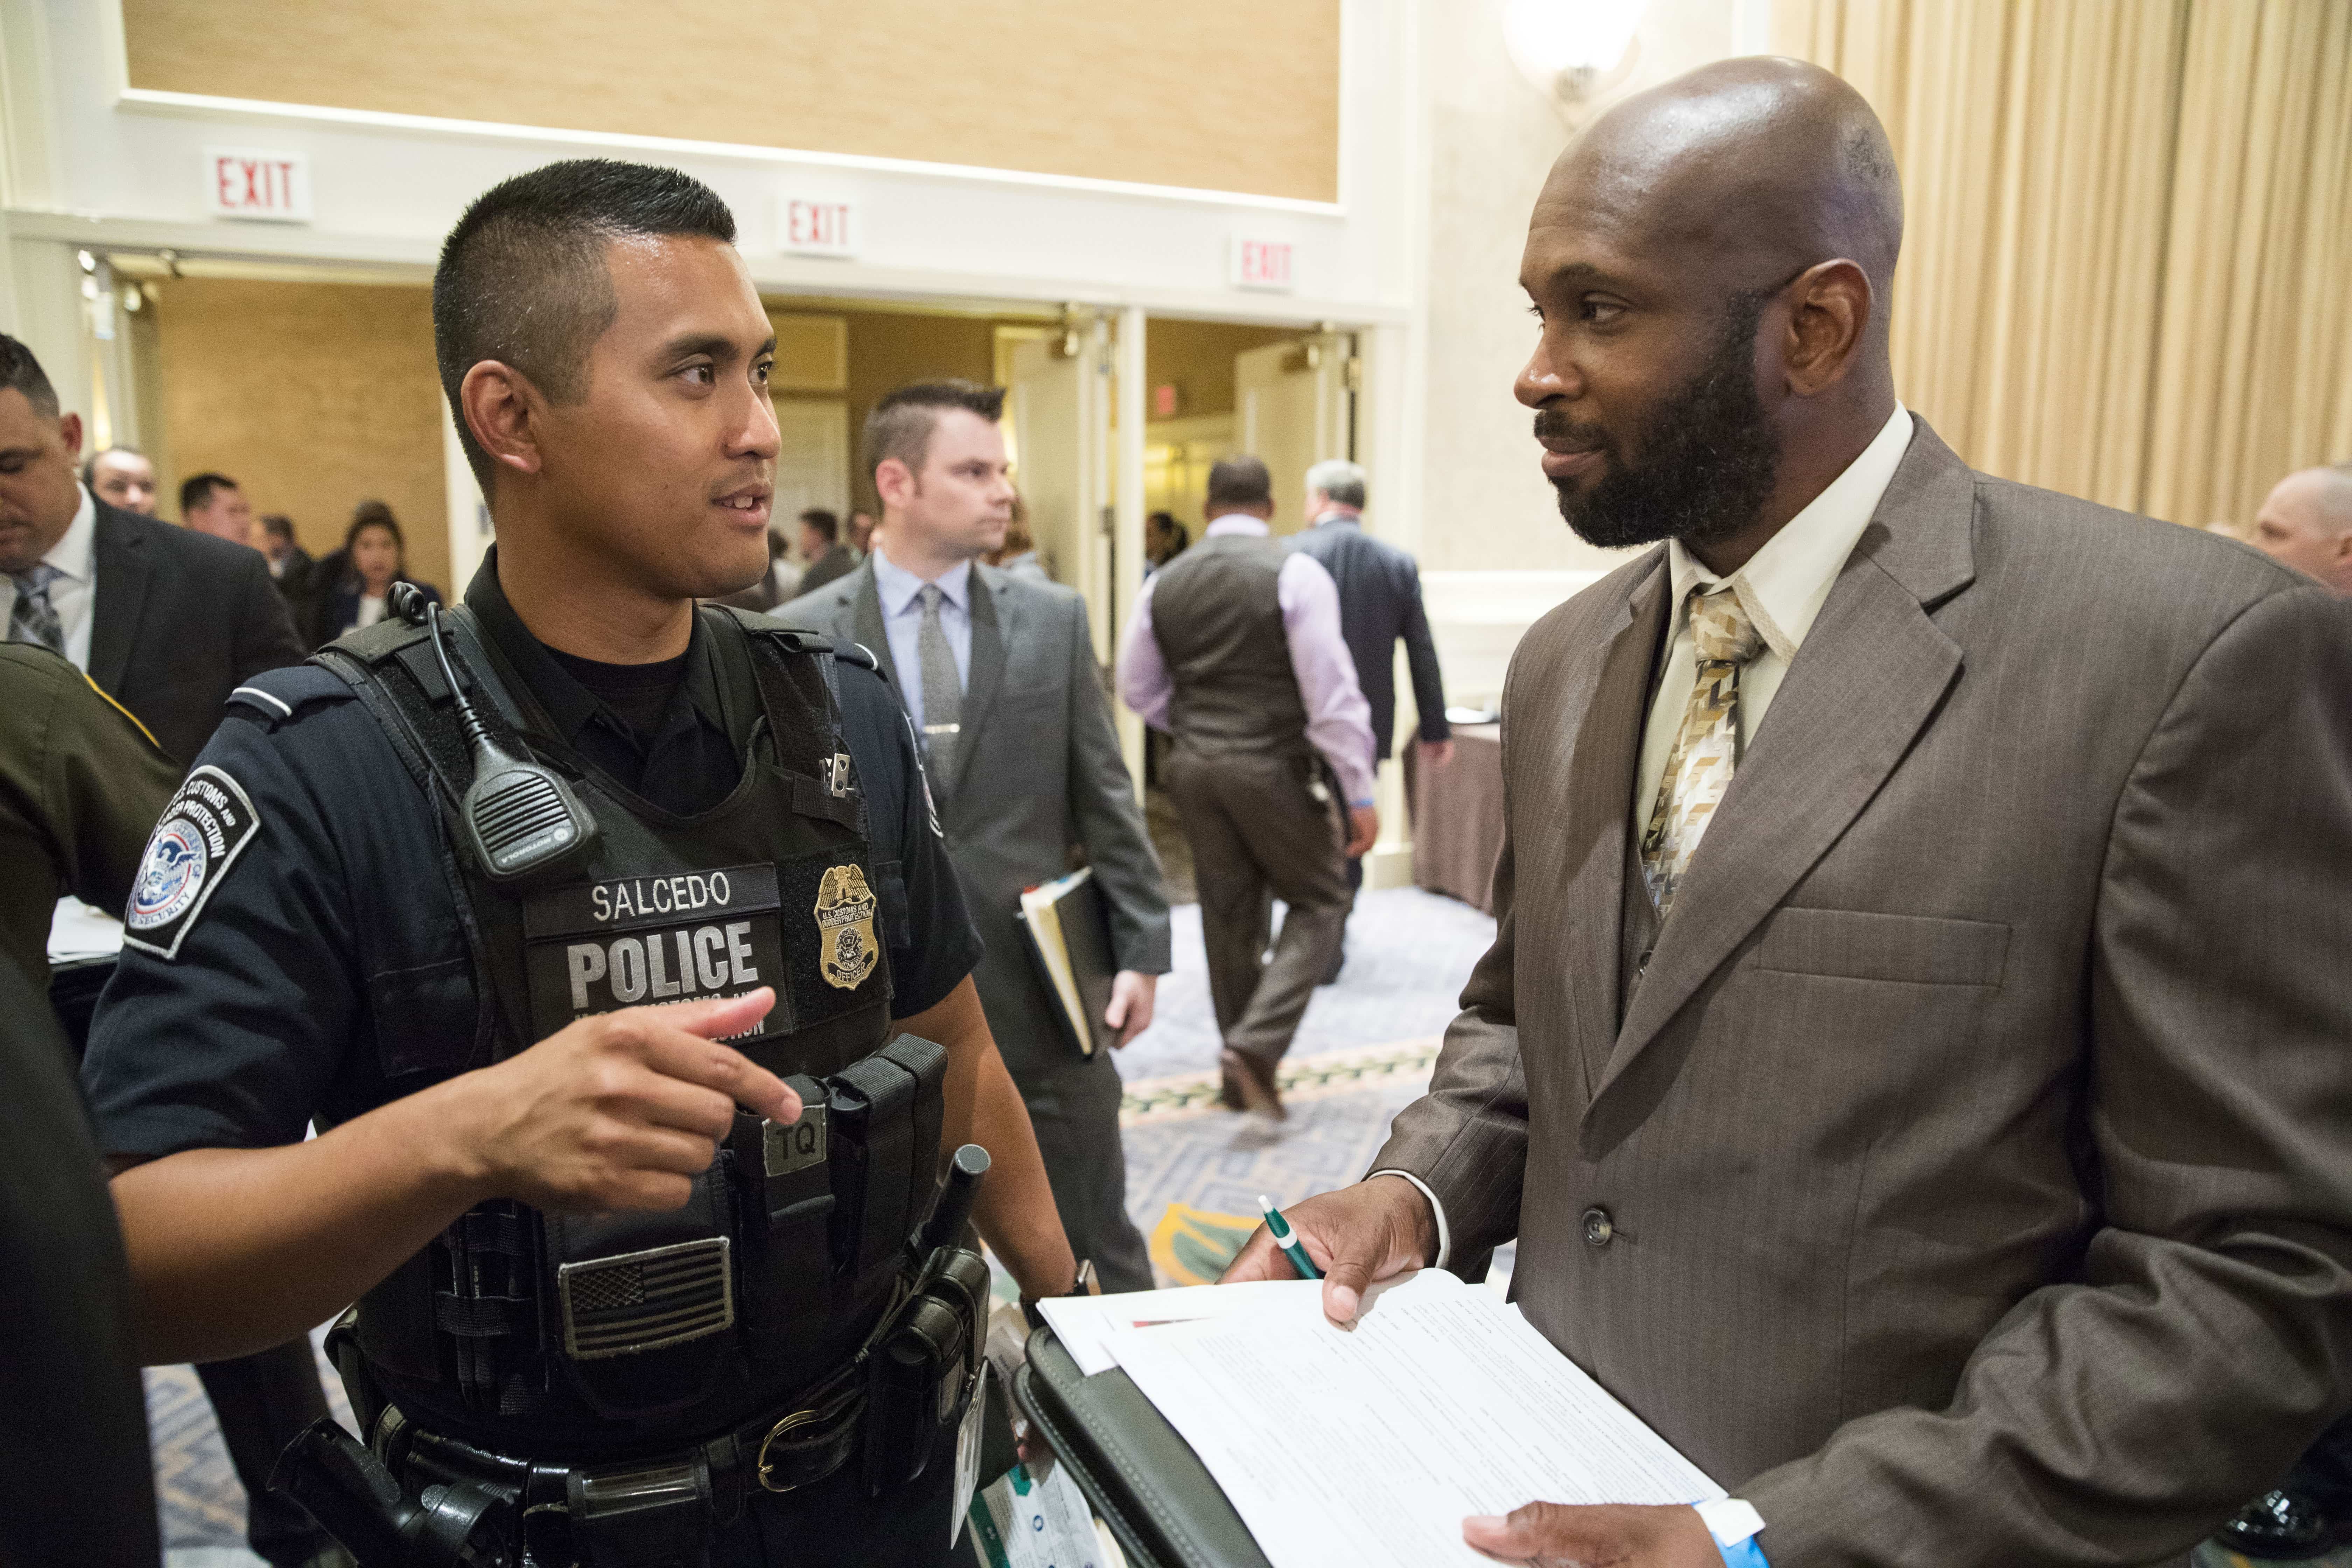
[123,764,261,960]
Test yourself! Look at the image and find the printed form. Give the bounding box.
[1098,1272,1723,1568]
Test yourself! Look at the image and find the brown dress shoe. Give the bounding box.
[1220,1048,1286,1121]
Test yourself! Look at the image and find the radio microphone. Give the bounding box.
[392,583,599,884]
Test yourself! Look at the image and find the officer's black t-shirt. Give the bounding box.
[472,566,738,815]
[80,560,979,1160]
[543,646,690,776]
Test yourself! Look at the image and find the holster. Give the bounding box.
[861,1245,991,1496]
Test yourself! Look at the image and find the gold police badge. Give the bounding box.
[813,863,879,989]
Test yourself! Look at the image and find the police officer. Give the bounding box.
[82,160,1076,1568]
[1,954,160,1568]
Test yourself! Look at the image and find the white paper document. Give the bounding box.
[49,896,124,962]
[1036,1280,1324,1376]
[1100,1272,1724,1568]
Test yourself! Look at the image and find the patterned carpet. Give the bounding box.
[138,884,2335,1565]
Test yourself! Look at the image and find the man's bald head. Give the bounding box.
[1554,57,1902,322]
[2252,464,2352,594]
[1516,57,1905,567]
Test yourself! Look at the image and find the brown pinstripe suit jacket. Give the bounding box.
[1375,422,2352,1565]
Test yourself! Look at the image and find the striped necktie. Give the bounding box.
[1639,584,1765,921]
[916,583,963,793]
[7,564,64,654]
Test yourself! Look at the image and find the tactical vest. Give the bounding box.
[1149,534,1313,760]
[315,605,943,1460]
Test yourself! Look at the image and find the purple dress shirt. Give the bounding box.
[1116,514,1379,805]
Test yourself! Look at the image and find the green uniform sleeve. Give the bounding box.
[45,665,183,917]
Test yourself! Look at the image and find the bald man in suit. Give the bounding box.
[1228,59,2352,1568]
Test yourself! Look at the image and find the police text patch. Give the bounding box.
[522,864,787,1043]
[124,764,261,960]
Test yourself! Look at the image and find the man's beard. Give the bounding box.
[1541,294,1782,551]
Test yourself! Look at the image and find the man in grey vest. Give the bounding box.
[1119,455,1377,1120]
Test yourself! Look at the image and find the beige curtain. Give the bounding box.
[1774,0,2352,527]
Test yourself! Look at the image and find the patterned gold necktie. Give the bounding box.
[1640,584,1765,920]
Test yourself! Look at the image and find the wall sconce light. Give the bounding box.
[1504,0,1649,125]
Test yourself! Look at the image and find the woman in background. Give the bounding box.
[989,493,1050,582]
[314,500,439,644]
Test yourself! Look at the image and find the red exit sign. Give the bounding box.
[204,148,311,223]
[1230,236,1295,292]
[778,194,859,259]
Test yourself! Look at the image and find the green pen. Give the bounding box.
[1259,1194,1322,1280]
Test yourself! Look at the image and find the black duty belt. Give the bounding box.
[378,1354,869,1558]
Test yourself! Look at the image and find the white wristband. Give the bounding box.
[1692,1498,1764,1547]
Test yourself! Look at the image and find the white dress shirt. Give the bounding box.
[869,545,973,735]
[0,485,98,669]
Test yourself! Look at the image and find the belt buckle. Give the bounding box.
[755,1407,824,1493]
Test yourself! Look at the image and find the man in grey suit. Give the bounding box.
[782,380,1170,1291]
[1229,59,2352,1567]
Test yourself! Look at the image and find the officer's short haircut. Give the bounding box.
[1206,454,1275,512]
[1305,457,1366,509]
[863,379,1004,485]
[434,159,738,488]
[799,508,839,543]
[0,334,59,420]
[181,472,239,515]
[257,512,295,543]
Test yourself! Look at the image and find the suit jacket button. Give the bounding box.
[1581,1206,1614,1247]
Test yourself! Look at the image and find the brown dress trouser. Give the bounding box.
[1163,746,1351,1067]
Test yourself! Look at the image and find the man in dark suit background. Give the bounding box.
[796,506,858,593]
[255,512,314,601]
[83,444,159,516]
[1288,458,1453,974]
[0,335,333,1568]
[0,344,302,768]
[1290,459,1452,787]
[179,470,257,549]
[784,380,1170,1290]
[1230,59,2352,1567]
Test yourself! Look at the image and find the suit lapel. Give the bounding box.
[1591,421,1979,1110]
[951,567,1009,796]
[86,505,148,694]
[847,565,894,684]
[1558,558,1670,1097]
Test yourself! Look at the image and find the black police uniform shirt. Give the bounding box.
[80,560,981,1159]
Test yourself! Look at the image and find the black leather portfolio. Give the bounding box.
[1017,868,1119,1057]
[1014,1326,1270,1568]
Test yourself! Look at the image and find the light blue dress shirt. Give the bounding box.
[868,547,973,734]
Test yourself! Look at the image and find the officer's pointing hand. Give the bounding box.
[461,988,797,1214]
